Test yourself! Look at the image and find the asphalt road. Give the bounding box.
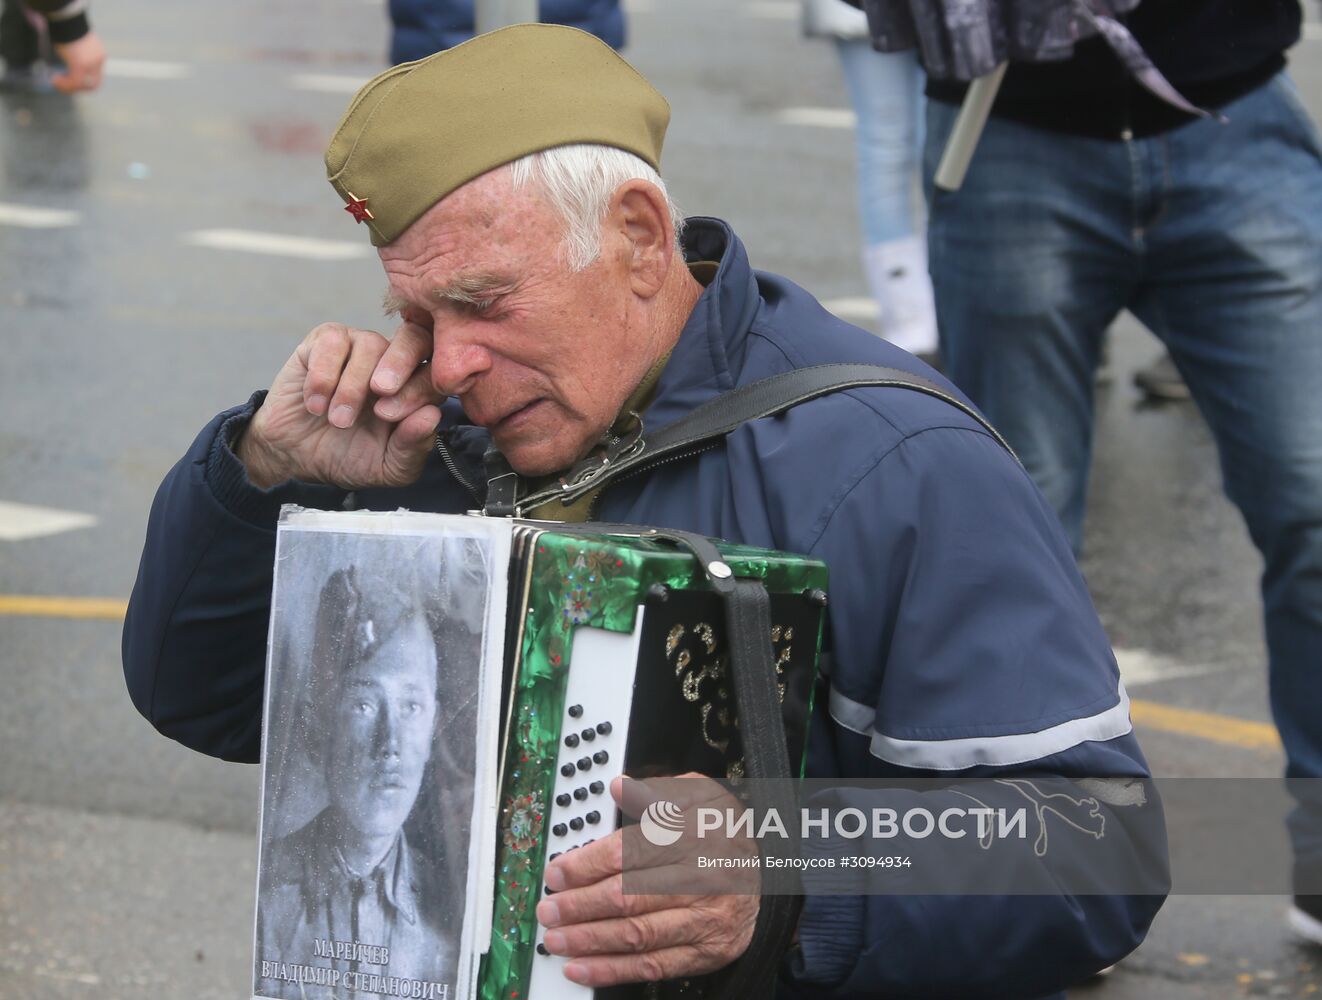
[1,1,1320,997]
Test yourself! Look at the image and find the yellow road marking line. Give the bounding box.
[0,595,128,620]
[1130,698,1282,751]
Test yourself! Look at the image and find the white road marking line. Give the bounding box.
[290,73,371,94]
[1304,23,1322,41]
[1114,646,1221,688]
[823,296,878,320]
[30,968,101,986]
[105,58,192,79]
[745,1,797,19]
[0,501,97,542]
[182,229,373,261]
[0,203,79,229]
[775,106,857,129]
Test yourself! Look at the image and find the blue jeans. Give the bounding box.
[925,74,1322,877]
[835,39,925,245]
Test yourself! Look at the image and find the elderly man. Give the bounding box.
[124,25,1161,997]
[257,568,454,998]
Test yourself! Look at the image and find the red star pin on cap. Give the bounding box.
[344,192,374,224]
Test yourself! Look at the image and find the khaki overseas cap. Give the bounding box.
[325,23,671,246]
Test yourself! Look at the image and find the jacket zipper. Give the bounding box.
[584,441,722,519]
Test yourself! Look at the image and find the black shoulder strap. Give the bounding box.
[486,363,1016,516]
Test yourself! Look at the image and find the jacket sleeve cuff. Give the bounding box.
[207,390,349,525]
[47,12,90,44]
[788,894,865,987]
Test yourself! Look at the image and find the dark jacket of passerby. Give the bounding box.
[923,0,1302,139]
[2,0,91,68]
[387,0,625,64]
[1,0,104,91]
[14,0,91,46]
[6,0,90,46]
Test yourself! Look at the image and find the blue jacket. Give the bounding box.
[388,0,625,64]
[123,218,1163,997]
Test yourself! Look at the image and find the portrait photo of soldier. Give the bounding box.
[252,522,501,999]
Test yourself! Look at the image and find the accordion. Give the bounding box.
[479,523,829,1000]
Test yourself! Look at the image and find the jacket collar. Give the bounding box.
[300,807,420,926]
[643,217,761,431]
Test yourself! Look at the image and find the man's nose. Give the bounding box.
[429,325,493,397]
[373,704,401,757]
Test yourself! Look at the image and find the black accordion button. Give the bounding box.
[586,811,601,825]
[581,728,596,743]
[569,817,584,832]
[564,733,580,748]
[596,721,613,736]
[592,750,609,765]
[577,757,592,771]
[573,787,588,801]
[560,763,575,778]
[552,823,568,837]
[537,943,550,956]
[556,793,571,808]
[549,852,562,861]
[589,781,605,795]
[568,704,583,718]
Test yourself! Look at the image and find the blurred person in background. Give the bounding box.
[919,0,1322,941]
[802,0,938,363]
[1131,348,1191,402]
[0,0,104,93]
[388,0,624,64]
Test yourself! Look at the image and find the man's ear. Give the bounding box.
[606,180,674,299]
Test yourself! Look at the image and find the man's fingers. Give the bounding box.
[299,324,351,415]
[392,403,442,445]
[299,325,388,426]
[545,830,623,892]
[616,773,734,818]
[383,405,442,478]
[538,870,699,929]
[559,945,723,989]
[556,900,759,988]
[371,320,433,396]
[374,366,443,422]
[543,906,703,959]
[327,332,390,428]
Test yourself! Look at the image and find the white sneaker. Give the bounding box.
[863,235,939,356]
[1288,897,1322,945]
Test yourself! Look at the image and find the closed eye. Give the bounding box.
[450,294,504,318]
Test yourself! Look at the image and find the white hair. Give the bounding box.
[507,144,686,272]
